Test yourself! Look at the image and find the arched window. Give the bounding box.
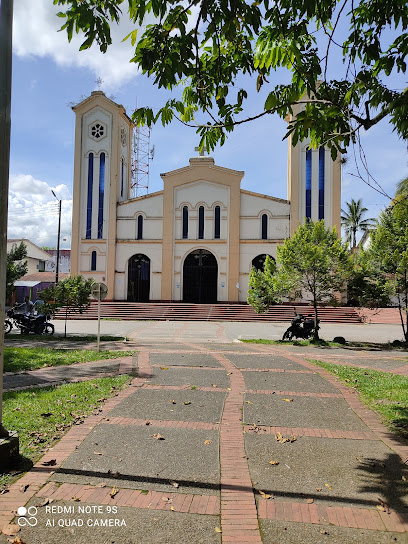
[318,147,325,220]
[120,158,125,198]
[97,153,105,238]
[305,149,312,221]
[252,254,275,271]
[261,214,268,240]
[91,251,97,271]
[137,215,143,240]
[182,206,188,239]
[214,206,220,239]
[198,206,204,239]
[86,153,93,239]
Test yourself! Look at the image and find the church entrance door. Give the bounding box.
[183,249,217,303]
[127,254,150,302]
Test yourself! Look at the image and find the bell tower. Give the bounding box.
[70,91,133,299]
[286,103,341,236]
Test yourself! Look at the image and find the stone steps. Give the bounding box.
[55,302,363,323]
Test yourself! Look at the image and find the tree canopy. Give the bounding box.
[54,0,408,155]
[6,241,27,301]
[341,198,375,248]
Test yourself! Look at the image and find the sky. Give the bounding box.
[7,0,408,250]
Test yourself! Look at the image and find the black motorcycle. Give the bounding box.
[6,305,54,335]
[282,313,319,341]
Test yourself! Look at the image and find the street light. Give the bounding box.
[51,190,62,284]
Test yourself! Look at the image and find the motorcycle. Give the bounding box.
[282,312,319,341]
[6,303,55,335]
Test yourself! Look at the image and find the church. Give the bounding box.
[70,91,341,303]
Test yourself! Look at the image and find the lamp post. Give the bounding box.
[51,190,62,284]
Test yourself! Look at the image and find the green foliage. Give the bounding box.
[365,195,408,340]
[347,250,392,308]
[341,198,376,248]
[247,255,278,313]
[55,0,408,153]
[38,275,94,337]
[6,242,28,300]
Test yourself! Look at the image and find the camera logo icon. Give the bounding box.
[17,506,38,527]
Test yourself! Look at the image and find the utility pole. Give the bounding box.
[51,191,62,284]
[0,0,19,467]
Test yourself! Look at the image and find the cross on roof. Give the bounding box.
[194,146,208,157]
[95,77,103,90]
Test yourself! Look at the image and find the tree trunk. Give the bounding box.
[64,305,68,339]
[313,299,319,341]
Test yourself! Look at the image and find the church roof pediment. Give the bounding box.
[160,157,244,188]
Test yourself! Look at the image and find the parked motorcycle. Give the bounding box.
[282,312,319,341]
[6,304,54,335]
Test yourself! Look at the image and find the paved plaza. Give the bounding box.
[1,321,408,543]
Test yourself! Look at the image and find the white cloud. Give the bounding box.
[8,174,72,249]
[13,0,141,88]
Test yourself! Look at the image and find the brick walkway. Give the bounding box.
[1,341,407,543]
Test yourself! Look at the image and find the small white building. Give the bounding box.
[70,92,341,302]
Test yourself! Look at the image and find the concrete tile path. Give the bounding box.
[1,337,407,543]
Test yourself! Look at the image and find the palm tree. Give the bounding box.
[395,176,408,197]
[341,198,375,248]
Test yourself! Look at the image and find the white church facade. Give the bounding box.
[70,91,341,303]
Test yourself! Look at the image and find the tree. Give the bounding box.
[54,0,408,155]
[272,220,352,340]
[38,275,94,337]
[247,255,278,313]
[365,196,408,342]
[341,198,375,248]
[6,241,27,302]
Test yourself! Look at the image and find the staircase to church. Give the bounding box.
[55,302,362,323]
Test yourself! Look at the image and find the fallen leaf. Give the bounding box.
[275,432,296,444]
[19,484,29,493]
[170,481,179,488]
[110,487,119,498]
[214,527,222,533]
[259,490,272,499]
[40,412,52,417]
[402,475,406,481]
[377,498,390,513]
[141,490,149,495]
[96,483,107,488]
[183,401,191,405]
[42,459,56,466]
[246,401,253,404]
[204,440,212,445]
[162,497,172,503]
[39,498,53,507]
[145,421,151,426]
[316,487,323,492]
[170,400,176,404]
[72,497,80,502]
[282,399,293,402]
[113,471,120,478]
[160,367,168,370]
[0,489,9,495]
[306,498,314,504]
[211,384,217,388]
[93,452,103,456]
[152,433,165,440]
[170,506,175,511]
[227,372,232,376]
[10,537,27,544]
[269,460,279,465]
[325,483,333,491]
[2,525,20,536]
[320,529,329,534]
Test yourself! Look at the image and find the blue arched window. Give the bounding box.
[86,153,94,239]
[91,251,97,271]
[120,158,125,198]
[305,149,312,221]
[198,206,204,239]
[214,206,220,239]
[318,147,325,220]
[137,215,143,240]
[182,206,188,239]
[261,214,268,240]
[97,153,105,239]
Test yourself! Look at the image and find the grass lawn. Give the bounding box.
[1,375,132,488]
[240,338,408,350]
[309,360,408,438]
[4,347,133,373]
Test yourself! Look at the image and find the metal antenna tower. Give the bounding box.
[131,123,154,198]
